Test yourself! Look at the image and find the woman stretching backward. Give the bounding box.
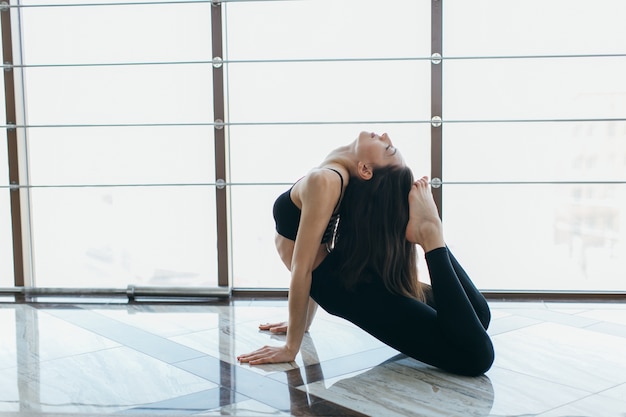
[236,131,494,376]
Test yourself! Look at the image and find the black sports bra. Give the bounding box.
[273,168,344,245]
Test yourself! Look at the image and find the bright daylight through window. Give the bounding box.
[1,0,624,293]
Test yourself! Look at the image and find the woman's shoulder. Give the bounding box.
[303,167,347,188]
[293,167,346,202]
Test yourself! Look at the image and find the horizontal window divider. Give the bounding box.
[441,181,626,186]
[1,180,624,190]
[8,57,433,69]
[4,122,225,128]
[1,120,431,129]
[444,53,626,61]
[7,53,625,70]
[0,182,294,189]
[1,0,220,10]
[444,118,626,124]
[3,118,625,130]
[0,0,308,9]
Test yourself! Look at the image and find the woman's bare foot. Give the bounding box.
[405,176,445,252]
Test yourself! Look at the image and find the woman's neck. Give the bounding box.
[319,143,357,176]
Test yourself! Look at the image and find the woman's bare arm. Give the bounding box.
[259,297,318,334]
[237,171,337,364]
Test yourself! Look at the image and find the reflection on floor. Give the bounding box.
[1,298,626,416]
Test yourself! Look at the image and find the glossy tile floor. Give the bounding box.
[1,298,626,417]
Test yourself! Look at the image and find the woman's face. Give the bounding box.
[356,131,405,168]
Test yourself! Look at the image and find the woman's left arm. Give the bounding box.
[237,172,336,365]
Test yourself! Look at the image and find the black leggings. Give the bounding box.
[310,246,494,376]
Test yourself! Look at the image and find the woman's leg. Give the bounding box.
[448,250,491,330]
[311,178,493,376]
[423,250,491,330]
[311,250,494,376]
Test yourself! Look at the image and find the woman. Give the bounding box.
[237,132,494,376]
[237,131,403,360]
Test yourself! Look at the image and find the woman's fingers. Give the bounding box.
[237,353,265,364]
[237,345,295,365]
[259,321,288,333]
[237,346,267,363]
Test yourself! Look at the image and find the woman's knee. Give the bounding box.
[463,340,495,377]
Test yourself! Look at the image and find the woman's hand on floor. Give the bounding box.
[237,345,296,365]
[259,321,288,333]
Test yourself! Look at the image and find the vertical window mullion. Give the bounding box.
[2,2,33,288]
[211,1,229,287]
[431,0,443,218]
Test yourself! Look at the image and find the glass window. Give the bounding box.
[28,127,215,186]
[0,190,12,287]
[19,2,218,287]
[20,1,213,65]
[32,187,217,288]
[226,0,431,288]
[443,58,626,121]
[1,35,14,285]
[444,184,626,292]
[443,122,626,183]
[444,0,626,56]
[441,1,626,292]
[227,61,430,125]
[443,123,626,292]
[7,0,621,293]
[229,123,431,289]
[226,0,430,60]
[1,143,13,287]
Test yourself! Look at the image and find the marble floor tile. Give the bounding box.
[485,366,592,416]
[41,307,206,364]
[174,355,328,413]
[170,316,387,375]
[89,305,222,338]
[2,300,626,417]
[120,386,248,415]
[300,356,496,417]
[488,309,512,320]
[537,383,626,417]
[577,308,626,326]
[487,314,540,336]
[0,305,120,370]
[543,302,619,315]
[492,322,626,392]
[505,307,601,328]
[583,320,626,339]
[0,346,216,414]
[194,398,291,416]
[268,346,403,386]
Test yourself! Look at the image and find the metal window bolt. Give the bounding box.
[216,179,226,189]
[431,116,442,127]
[431,53,442,65]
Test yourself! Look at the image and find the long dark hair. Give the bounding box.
[334,165,425,301]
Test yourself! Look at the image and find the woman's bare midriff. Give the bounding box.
[275,233,328,272]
